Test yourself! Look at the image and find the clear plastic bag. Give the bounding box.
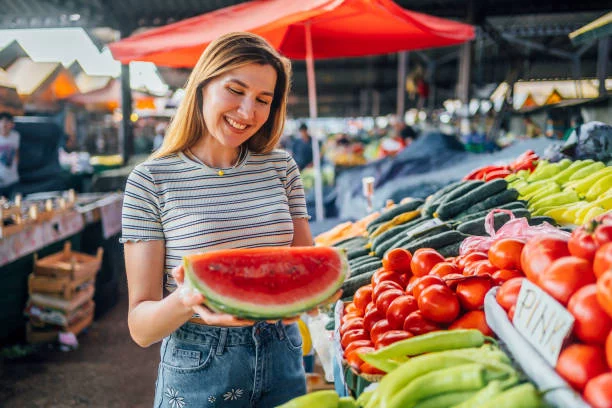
[459,209,570,255]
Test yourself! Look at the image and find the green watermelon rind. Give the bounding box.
[183,248,350,320]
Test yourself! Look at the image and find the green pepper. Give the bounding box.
[530,190,579,209]
[413,391,476,408]
[478,383,544,408]
[363,329,493,361]
[356,390,373,407]
[386,363,487,408]
[566,161,606,182]
[527,159,570,182]
[451,379,510,408]
[277,390,339,408]
[550,159,593,184]
[338,396,358,408]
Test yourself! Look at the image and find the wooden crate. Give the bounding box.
[34,242,103,281]
[26,308,94,344]
[28,272,96,300]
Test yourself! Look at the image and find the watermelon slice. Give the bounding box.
[183,246,349,320]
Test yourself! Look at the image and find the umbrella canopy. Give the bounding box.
[569,11,612,45]
[110,0,474,66]
[109,0,474,220]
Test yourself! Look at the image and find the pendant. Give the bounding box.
[217,170,225,176]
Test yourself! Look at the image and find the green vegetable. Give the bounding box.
[347,247,370,260]
[400,230,469,253]
[349,260,382,277]
[457,209,530,236]
[458,188,520,217]
[366,199,425,233]
[478,383,544,408]
[341,271,376,298]
[277,389,339,407]
[338,396,359,408]
[388,222,452,254]
[414,391,476,408]
[333,236,369,249]
[422,181,467,216]
[436,179,508,220]
[370,216,426,252]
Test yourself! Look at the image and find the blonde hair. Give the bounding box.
[153,32,292,158]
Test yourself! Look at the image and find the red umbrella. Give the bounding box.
[110,0,474,219]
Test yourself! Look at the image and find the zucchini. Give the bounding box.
[347,247,370,260]
[437,241,463,257]
[342,271,376,298]
[366,199,425,233]
[456,190,522,220]
[422,180,466,216]
[333,236,368,249]
[436,179,508,220]
[456,209,530,236]
[350,256,380,269]
[401,230,470,253]
[387,222,452,254]
[456,200,526,222]
[370,210,421,238]
[528,216,558,226]
[370,216,426,251]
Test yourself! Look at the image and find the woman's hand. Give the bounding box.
[172,265,254,327]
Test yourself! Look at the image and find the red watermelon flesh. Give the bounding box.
[184,246,349,319]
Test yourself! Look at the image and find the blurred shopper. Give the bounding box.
[291,123,314,170]
[121,32,321,408]
[153,121,167,151]
[0,112,20,199]
[523,115,542,138]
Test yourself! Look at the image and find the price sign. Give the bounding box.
[513,279,575,366]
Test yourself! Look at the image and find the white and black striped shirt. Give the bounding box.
[120,149,309,291]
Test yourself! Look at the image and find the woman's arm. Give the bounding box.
[124,240,194,347]
[291,217,313,247]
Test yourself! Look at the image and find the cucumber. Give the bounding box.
[370,216,426,251]
[400,230,469,253]
[347,247,370,260]
[387,222,453,255]
[349,260,383,278]
[436,179,508,220]
[422,180,466,216]
[456,209,530,236]
[350,256,380,269]
[372,218,433,257]
[437,241,463,258]
[528,216,558,226]
[333,236,368,249]
[456,189,521,219]
[342,271,376,298]
[456,200,526,222]
[365,199,425,233]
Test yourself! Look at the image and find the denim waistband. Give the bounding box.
[173,320,289,347]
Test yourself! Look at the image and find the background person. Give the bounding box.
[291,123,314,170]
[121,32,321,408]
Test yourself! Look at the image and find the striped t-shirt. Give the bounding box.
[120,149,309,292]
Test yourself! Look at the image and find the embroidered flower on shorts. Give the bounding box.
[165,387,186,408]
[223,388,244,401]
[208,395,216,404]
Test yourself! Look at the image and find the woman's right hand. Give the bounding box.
[172,265,254,327]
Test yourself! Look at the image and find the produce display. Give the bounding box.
[507,159,612,225]
[306,148,612,408]
[183,246,348,319]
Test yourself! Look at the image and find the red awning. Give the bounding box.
[109,0,474,67]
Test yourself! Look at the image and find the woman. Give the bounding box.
[121,32,313,407]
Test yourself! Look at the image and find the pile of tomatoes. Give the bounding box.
[494,212,612,408]
[339,241,527,375]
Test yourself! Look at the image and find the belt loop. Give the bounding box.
[216,328,228,356]
[275,321,285,340]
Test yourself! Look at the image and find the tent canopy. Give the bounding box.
[109,0,474,67]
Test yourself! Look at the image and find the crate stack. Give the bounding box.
[24,242,103,344]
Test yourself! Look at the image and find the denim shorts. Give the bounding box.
[153,321,306,408]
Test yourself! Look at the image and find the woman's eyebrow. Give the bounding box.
[227,78,274,97]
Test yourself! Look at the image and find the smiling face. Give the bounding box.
[201,63,277,151]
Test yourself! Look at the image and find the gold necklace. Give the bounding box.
[188,145,246,176]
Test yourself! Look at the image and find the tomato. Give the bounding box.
[382,248,413,275]
[463,259,497,277]
[496,277,524,311]
[363,306,385,333]
[556,344,608,391]
[341,312,361,325]
[372,269,404,287]
[569,225,601,261]
[374,330,413,349]
[343,339,373,358]
[568,284,612,345]
[606,331,612,369]
[429,261,460,278]
[507,304,516,321]
[455,275,495,311]
[491,269,524,285]
[407,275,445,299]
[539,256,596,305]
[353,285,373,315]
[359,361,386,375]
[372,281,403,303]
[341,329,370,349]
[442,273,468,290]
[370,319,392,344]
[340,317,364,335]
[521,235,570,284]
[596,270,612,319]
[403,310,441,335]
[410,248,445,277]
[418,285,461,324]
[595,224,612,246]
[489,238,525,270]
[375,289,405,315]
[593,242,612,279]
[386,295,418,330]
[584,373,612,408]
[449,310,493,336]
[346,346,375,369]
[344,302,358,315]
[457,251,488,270]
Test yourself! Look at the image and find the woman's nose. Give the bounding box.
[237,98,256,121]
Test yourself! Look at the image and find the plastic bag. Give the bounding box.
[459,209,570,255]
[308,313,335,382]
